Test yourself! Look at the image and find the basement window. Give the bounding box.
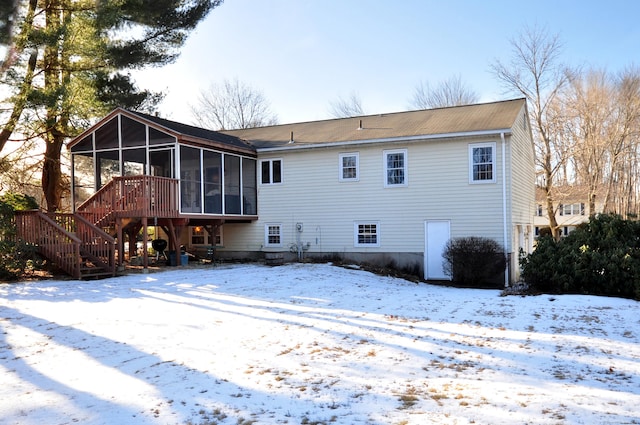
[265,224,282,247]
[354,221,380,247]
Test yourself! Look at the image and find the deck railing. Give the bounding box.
[77,175,179,225]
[15,211,83,279]
[15,211,116,279]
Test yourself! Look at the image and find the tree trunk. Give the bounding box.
[41,0,64,213]
[42,136,64,212]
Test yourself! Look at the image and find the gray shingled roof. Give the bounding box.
[222,98,526,149]
[127,110,253,151]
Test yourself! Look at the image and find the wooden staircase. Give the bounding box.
[15,211,116,279]
[15,175,180,280]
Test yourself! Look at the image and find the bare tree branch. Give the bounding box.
[190,78,278,130]
[490,24,570,240]
[410,75,479,109]
[328,91,364,118]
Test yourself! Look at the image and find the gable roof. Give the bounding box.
[222,98,527,150]
[68,107,255,155]
[126,109,254,152]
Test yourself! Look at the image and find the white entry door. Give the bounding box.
[425,220,451,280]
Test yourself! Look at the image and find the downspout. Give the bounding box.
[501,132,509,287]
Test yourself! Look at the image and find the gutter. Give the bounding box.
[256,128,514,153]
[501,132,509,287]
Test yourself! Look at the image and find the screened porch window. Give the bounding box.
[180,146,202,213]
[96,150,119,188]
[242,158,257,215]
[73,152,94,206]
[204,151,222,214]
[224,155,241,214]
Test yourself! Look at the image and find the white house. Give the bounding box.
[19,98,534,282]
[221,98,535,284]
[533,185,604,238]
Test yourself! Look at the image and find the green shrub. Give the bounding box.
[443,237,506,288]
[0,192,42,280]
[521,214,640,300]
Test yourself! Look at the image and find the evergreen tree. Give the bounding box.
[0,0,222,211]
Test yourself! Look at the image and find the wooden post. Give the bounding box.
[142,216,148,271]
[117,217,124,269]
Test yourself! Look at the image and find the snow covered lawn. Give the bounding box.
[1,263,639,425]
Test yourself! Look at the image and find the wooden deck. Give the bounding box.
[15,175,257,278]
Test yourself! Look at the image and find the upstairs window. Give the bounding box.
[354,221,380,247]
[339,153,359,181]
[536,204,543,217]
[469,143,496,183]
[260,159,282,184]
[560,203,585,216]
[384,149,407,187]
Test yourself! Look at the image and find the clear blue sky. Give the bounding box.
[136,0,640,125]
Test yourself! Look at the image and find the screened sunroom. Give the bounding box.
[69,108,258,219]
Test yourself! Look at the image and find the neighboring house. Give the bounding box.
[534,186,604,238]
[16,98,535,284]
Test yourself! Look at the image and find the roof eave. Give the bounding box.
[179,135,256,156]
[255,128,514,153]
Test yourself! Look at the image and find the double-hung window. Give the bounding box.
[339,153,359,181]
[354,221,380,247]
[264,224,282,247]
[384,149,407,187]
[469,143,496,183]
[260,159,282,184]
[559,203,585,216]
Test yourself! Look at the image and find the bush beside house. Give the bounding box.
[0,193,42,280]
[521,214,640,300]
[443,237,506,288]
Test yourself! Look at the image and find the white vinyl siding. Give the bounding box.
[224,138,508,254]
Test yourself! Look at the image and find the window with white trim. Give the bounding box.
[260,159,282,184]
[469,143,496,183]
[384,149,407,187]
[559,203,585,216]
[339,153,359,181]
[264,223,282,247]
[354,221,380,247]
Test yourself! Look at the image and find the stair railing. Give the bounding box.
[49,212,116,276]
[77,175,179,226]
[15,210,82,279]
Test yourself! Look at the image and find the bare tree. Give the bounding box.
[410,75,479,109]
[606,67,640,217]
[491,25,571,240]
[328,91,364,118]
[191,78,278,130]
[563,67,640,217]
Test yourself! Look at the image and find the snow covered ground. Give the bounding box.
[1,262,639,425]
